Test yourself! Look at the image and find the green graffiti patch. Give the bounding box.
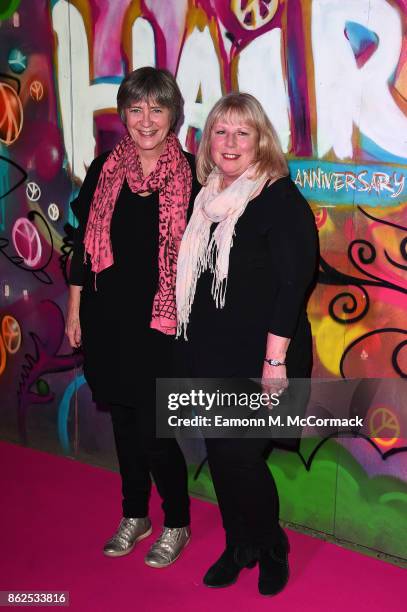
[188,438,407,559]
[36,379,50,396]
[0,1,21,21]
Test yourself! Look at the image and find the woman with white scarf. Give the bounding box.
[176,93,318,596]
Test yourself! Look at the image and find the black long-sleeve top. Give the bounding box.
[184,176,319,378]
[68,150,200,405]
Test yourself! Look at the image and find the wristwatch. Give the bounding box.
[264,358,286,366]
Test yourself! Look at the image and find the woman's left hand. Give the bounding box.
[261,362,288,403]
[262,333,290,403]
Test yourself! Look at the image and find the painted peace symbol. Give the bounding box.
[8,48,27,74]
[47,203,60,221]
[230,0,278,30]
[0,82,23,145]
[29,80,44,102]
[1,315,21,354]
[26,181,41,202]
[369,407,400,447]
[11,217,42,267]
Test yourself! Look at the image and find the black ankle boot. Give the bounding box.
[203,546,257,588]
[258,530,290,596]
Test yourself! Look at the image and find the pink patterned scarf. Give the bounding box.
[83,132,192,335]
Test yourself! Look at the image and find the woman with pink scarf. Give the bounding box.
[176,93,318,596]
[66,68,198,568]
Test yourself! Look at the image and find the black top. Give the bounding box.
[69,150,199,405]
[183,176,318,378]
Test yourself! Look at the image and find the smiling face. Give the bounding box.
[210,114,258,188]
[125,98,172,155]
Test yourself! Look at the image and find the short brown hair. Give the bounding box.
[196,92,288,184]
[117,67,183,129]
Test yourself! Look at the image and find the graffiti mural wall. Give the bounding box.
[0,0,406,560]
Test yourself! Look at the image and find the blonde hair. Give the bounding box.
[196,92,288,185]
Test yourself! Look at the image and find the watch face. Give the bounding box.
[265,359,284,366]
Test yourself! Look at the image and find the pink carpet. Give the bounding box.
[0,441,404,611]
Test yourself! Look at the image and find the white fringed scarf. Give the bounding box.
[176,166,268,339]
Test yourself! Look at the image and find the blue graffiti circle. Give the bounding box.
[8,48,27,74]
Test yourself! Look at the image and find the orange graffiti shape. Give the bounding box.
[369,406,400,447]
[29,80,44,102]
[2,315,22,354]
[0,82,23,145]
[0,335,6,376]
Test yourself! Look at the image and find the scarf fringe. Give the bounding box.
[176,223,209,340]
[207,235,229,309]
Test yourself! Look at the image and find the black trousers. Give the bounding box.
[110,403,190,527]
[205,437,279,548]
[203,351,312,549]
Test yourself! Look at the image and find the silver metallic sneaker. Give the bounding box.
[103,517,152,557]
[144,526,191,568]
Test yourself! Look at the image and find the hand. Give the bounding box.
[66,285,82,348]
[261,362,288,404]
[65,309,82,348]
